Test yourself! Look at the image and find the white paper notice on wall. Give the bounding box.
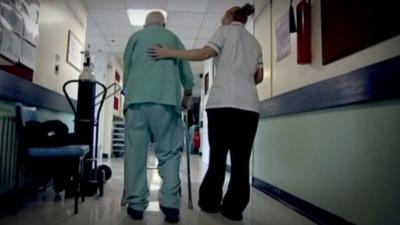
[20,40,36,70]
[0,29,21,63]
[276,11,290,62]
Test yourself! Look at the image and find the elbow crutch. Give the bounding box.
[182,109,193,209]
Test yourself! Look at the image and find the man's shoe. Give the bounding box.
[160,205,179,223]
[127,207,143,220]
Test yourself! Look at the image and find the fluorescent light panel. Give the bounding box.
[127,9,167,26]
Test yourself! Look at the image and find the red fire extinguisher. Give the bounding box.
[296,0,312,64]
[193,128,200,152]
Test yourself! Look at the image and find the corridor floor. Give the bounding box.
[0,153,317,225]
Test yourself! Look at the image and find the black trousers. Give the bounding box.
[198,108,259,215]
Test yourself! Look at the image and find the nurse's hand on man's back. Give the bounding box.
[148,44,170,59]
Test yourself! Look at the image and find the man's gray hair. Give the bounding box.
[145,11,165,26]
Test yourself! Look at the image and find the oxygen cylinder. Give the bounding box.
[75,50,97,180]
[63,47,111,197]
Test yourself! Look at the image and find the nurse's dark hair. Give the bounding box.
[233,3,255,24]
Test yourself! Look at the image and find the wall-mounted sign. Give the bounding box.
[66,30,83,71]
[276,11,290,62]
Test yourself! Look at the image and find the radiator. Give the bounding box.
[0,114,18,195]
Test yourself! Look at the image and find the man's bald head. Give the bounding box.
[145,11,165,27]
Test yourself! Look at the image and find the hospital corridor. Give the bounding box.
[0,0,399,225]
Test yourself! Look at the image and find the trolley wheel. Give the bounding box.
[97,165,112,181]
[97,169,105,197]
[83,180,98,196]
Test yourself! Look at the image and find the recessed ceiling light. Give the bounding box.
[127,9,167,26]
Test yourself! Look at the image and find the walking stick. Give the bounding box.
[182,109,193,209]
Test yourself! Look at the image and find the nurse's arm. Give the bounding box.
[148,45,217,61]
[254,68,263,85]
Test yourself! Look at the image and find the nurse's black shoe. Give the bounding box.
[127,207,143,220]
[160,205,179,223]
[198,200,221,213]
[221,209,243,221]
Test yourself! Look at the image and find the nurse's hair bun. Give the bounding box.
[232,3,254,23]
[240,3,255,16]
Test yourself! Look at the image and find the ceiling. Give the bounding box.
[84,0,250,57]
[83,0,250,97]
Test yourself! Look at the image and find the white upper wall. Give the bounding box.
[34,0,87,98]
[190,62,203,97]
[254,1,272,100]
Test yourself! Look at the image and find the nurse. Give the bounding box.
[148,3,263,221]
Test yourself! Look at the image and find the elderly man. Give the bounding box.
[122,11,194,223]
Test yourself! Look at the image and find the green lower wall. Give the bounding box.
[253,99,400,225]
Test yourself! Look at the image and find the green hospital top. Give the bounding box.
[123,25,194,114]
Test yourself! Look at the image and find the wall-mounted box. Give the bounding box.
[19,0,40,45]
[0,0,24,36]
[18,0,40,23]
[0,29,21,63]
[20,39,36,70]
[22,15,38,45]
